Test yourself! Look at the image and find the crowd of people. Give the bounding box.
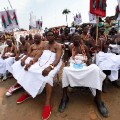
[0,18,120,120]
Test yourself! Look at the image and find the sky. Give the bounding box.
[0,0,118,30]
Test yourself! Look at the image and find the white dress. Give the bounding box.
[11,50,62,98]
[62,54,106,96]
[109,44,120,54]
[0,52,15,74]
[96,51,120,81]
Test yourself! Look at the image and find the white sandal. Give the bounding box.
[6,85,22,96]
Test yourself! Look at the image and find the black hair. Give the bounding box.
[46,30,55,36]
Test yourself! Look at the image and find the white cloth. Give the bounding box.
[0,56,14,74]
[109,44,120,54]
[62,61,106,96]
[96,52,120,81]
[12,50,62,98]
[0,42,7,55]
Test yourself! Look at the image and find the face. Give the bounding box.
[73,34,80,46]
[34,34,41,44]
[83,28,88,34]
[65,28,70,34]
[6,39,12,46]
[20,37,25,44]
[46,31,55,43]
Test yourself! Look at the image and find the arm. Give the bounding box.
[24,50,43,71]
[1,47,8,59]
[24,42,45,71]
[84,45,92,65]
[21,45,33,66]
[50,44,62,67]
[10,45,17,57]
[21,45,32,61]
[26,43,30,55]
[15,46,21,61]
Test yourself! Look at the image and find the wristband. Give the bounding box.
[49,64,54,70]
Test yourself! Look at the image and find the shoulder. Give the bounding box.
[52,42,62,52]
[55,42,62,49]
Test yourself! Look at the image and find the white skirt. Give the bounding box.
[12,50,62,98]
[96,52,120,81]
[0,57,14,74]
[62,64,106,96]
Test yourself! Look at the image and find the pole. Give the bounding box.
[96,16,99,45]
[118,20,120,34]
[8,0,13,9]
[66,14,68,26]
[94,16,99,64]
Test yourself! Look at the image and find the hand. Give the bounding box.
[42,66,51,77]
[21,59,25,66]
[2,55,8,59]
[24,64,31,71]
[15,56,20,61]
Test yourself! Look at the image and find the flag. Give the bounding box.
[13,11,18,25]
[115,5,119,19]
[90,0,107,17]
[116,0,120,20]
[1,14,7,28]
[89,12,96,23]
[73,13,82,25]
[36,20,42,29]
[0,9,19,31]
[29,12,36,29]
[6,10,12,25]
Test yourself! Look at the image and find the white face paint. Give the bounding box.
[70,54,87,69]
[74,54,87,64]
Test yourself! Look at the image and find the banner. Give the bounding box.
[116,0,120,20]
[29,12,36,30]
[89,12,96,23]
[73,13,82,25]
[0,9,19,31]
[36,20,42,29]
[90,0,107,17]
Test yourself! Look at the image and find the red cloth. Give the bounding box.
[90,0,106,17]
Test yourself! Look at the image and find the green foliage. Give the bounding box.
[62,9,71,15]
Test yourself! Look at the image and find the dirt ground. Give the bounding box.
[0,76,120,120]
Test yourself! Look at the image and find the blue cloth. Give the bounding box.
[73,63,83,69]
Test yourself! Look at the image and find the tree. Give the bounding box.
[62,9,71,26]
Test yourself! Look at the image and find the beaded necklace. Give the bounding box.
[39,51,52,67]
[72,44,86,62]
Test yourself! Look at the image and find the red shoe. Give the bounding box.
[16,94,31,104]
[42,106,51,120]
